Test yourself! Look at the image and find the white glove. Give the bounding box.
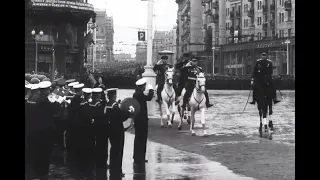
[128,106,135,113]
[88,98,92,102]
[92,119,94,123]
[251,80,254,85]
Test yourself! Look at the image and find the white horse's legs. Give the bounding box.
[162,101,172,127]
[178,105,184,130]
[159,102,165,128]
[171,99,176,124]
[190,108,196,136]
[200,108,207,136]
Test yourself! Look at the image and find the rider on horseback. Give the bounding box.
[181,56,213,109]
[175,53,191,98]
[250,52,281,105]
[153,55,171,103]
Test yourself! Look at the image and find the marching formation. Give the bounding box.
[25,51,282,179]
[25,74,154,180]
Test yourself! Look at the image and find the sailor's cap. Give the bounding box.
[31,84,39,90]
[68,82,79,87]
[66,79,76,83]
[161,55,168,60]
[135,78,147,86]
[261,52,268,55]
[73,83,84,89]
[82,88,92,94]
[25,84,32,89]
[38,81,52,89]
[92,88,103,93]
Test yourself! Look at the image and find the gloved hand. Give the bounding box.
[128,106,135,113]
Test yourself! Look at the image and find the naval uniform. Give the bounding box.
[105,99,131,179]
[175,59,190,97]
[132,88,154,164]
[90,99,109,169]
[28,94,61,179]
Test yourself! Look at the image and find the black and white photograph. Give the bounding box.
[25,0,295,179]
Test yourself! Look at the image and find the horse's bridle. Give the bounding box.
[164,71,174,104]
[192,76,205,110]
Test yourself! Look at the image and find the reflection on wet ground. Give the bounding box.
[117,90,295,145]
[48,133,255,180]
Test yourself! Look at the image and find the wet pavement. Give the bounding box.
[44,90,294,179]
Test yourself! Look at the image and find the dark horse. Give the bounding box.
[255,84,274,139]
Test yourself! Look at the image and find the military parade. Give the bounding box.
[25,0,295,179]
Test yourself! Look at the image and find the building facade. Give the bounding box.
[176,0,295,76]
[152,29,177,65]
[86,10,114,65]
[25,0,95,74]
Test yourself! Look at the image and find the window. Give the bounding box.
[272,30,275,37]
[258,33,262,40]
[227,8,229,16]
[264,15,268,23]
[258,1,262,10]
[226,8,228,16]
[264,31,267,37]
[287,11,292,21]
[281,13,284,23]
[288,29,291,37]
[258,17,262,25]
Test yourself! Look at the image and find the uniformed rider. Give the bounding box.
[181,56,213,109]
[153,55,171,103]
[250,52,280,105]
[175,53,191,97]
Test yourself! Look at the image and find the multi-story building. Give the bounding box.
[152,29,177,65]
[135,41,147,62]
[164,27,178,64]
[114,53,132,62]
[176,0,295,76]
[25,0,95,73]
[87,9,114,65]
[106,16,114,62]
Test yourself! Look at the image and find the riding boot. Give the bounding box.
[273,91,280,104]
[156,85,161,103]
[204,90,213,108]
[182,92,189,109]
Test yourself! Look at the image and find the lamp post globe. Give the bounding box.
[39,30,44,36]
[31,29,35,36]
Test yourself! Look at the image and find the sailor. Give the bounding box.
[105,88,133,179]
[90,88,108,171]
[28,81,61,179]
[68,82,79,95]
[132,78,154,165]
[25,84,32,100]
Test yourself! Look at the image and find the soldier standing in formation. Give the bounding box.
[133,78,154,165]
[181,56,213,109]
[153,55,170,103]
[105,88,134,179]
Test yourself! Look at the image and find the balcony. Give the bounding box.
[262,23,268,30]
[247,8,254,17]
[262,5,268,14]
[284,1,292,11]
[230,11,234,19]
[205,9,213,16]
[230,26,234,35]
[270,20,275,28]
[270,4,275,13]
[236,11,241,18]
[211,14,219,23]
[248,0,254,3]
[212,1,219,9]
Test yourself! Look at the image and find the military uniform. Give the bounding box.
[27,81,61,179]
[105,88,132,179]
[250,55,280,105]
[175,55,191,97]
[133,78,154,164]
[153,56,170,102]
[181,57,212,108]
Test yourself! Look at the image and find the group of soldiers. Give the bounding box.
[25,74,154,180]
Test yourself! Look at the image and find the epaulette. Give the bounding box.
[267,59,272,62]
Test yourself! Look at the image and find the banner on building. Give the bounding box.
[31,0,94,11]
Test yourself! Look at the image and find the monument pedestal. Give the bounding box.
[142,65,157,117]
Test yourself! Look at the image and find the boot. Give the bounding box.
[273,99,280,104]
[205,91,213,108]
[249,99,256,105]
[182,93,188,109]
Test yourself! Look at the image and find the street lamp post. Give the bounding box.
[212,46,215,74]
[31,29,43,74]
[285,39,291,75]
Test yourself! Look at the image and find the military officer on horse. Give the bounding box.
[153,55,172,103]
[250,52,281,105]
[175,53,191,98]
[181,56,213,109]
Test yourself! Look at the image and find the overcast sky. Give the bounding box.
[89,0,178,57]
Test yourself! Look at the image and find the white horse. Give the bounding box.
[178,72,207,136]
[155,68,176,128]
